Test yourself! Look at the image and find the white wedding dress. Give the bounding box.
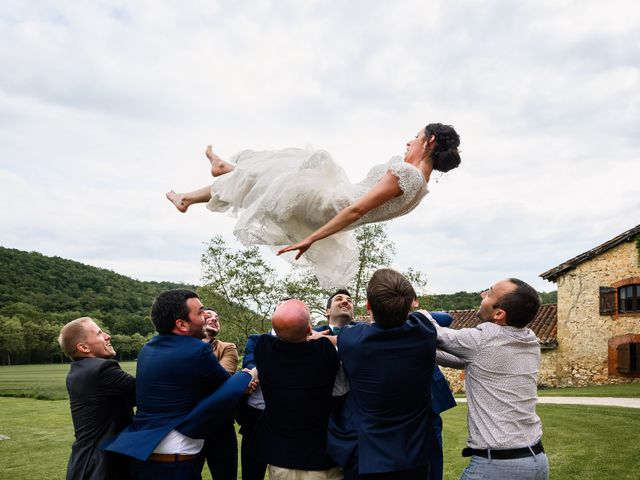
[207,148,428,288]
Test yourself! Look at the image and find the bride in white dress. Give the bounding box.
[167,123,461,288]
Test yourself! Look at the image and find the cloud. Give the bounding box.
[1,0,638,294]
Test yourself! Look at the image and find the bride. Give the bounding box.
[167,123,461,288]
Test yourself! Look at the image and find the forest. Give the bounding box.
[0,229,556,365]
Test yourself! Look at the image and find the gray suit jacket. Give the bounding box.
[65,357,135,480]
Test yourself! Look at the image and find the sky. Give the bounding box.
[1,0,638,294]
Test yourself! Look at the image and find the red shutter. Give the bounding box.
[599,287,616,315]
[617,343,631,374]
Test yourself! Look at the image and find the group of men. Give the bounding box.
[58,269,549,480]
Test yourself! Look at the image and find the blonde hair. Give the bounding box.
[58,317,93,360]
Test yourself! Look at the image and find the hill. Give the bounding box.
[0,247,258,364]
[0,246,197,336]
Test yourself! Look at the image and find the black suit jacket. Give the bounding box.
[65,357,135,480]
[251,335,339,470]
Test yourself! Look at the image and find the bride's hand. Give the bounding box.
[277,238,314,260]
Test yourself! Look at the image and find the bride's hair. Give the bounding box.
[425,123,461,172]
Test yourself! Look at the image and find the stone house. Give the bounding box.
[441,223,640,392]
[540,223,640,387]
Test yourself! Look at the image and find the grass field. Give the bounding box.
[2,364,640,479]
[2,363,639,400]
[537,382,640,397]
[0,362,137,400]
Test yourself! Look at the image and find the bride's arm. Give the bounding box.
[277,171,402,259]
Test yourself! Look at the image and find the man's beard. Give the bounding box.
[332,312,353,326]
[205,327,219,337]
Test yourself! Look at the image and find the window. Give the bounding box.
[617,343,640,374]
[600,287,616,315]
[618,284,640,313]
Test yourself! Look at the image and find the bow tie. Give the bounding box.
[331,327,341,335]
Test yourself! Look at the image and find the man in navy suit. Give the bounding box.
[251,299,341,479]
[327,269,438,480]
[104,289,255,480]
[238,330,271,480]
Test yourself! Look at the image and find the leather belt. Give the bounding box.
[147,453,197,463]
[462,441,544,459]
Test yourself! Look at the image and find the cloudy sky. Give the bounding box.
[1,0,638,294]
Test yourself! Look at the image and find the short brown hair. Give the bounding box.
[58,317,92,360]
[366,269,416,328]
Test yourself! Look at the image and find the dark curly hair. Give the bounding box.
[425,123,461,173]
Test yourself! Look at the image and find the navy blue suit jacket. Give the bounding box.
[103,334,251,461]
[252,335,339,470]
[428,312,457,415]
[328,312,438,475]
[242,333,261,369]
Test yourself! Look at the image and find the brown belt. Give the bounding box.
[147,453,197,463]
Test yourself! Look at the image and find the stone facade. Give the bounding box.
[553,240,640,386]
[538,348,557,388]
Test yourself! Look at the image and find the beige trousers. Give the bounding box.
[268,465,343,480]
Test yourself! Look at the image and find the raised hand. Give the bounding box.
[277,237,314,260]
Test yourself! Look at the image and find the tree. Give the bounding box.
[0,316,25,365]
[199,236,285,347]
[351,225,396,315]
[200,225,431,342]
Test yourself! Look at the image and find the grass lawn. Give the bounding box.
[0,362,137,400]
[2,364,640,479]
[537,382,640,397]
[3,363,639,400]
[1,398,640,480]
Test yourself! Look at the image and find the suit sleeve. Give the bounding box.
[199,344,231,392]
[98,360,136,406]
[242,334,260,369]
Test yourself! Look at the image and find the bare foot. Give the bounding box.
[166,190,189,213]
[205,145,219,163]
[206,145,235,177]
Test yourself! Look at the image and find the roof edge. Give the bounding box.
[540,224,640,282]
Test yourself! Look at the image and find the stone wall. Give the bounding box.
[555,240,640,386]
[538,348,557,388]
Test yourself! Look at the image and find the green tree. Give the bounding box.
[199,236,284,343]
[0,316,26,365]
[21,319,62,364]
[200,225,431,338]
[351,225,395,313]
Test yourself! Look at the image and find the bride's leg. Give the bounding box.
[166,186,212,213]
[206,145,235,177]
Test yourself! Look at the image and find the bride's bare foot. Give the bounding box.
[166,190,189,213]
[206,145,235,177]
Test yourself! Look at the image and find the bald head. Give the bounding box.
[272,299,311,343]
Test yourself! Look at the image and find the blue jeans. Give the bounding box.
[460,452,549,480]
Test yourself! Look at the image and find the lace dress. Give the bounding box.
[207,148,428,288]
